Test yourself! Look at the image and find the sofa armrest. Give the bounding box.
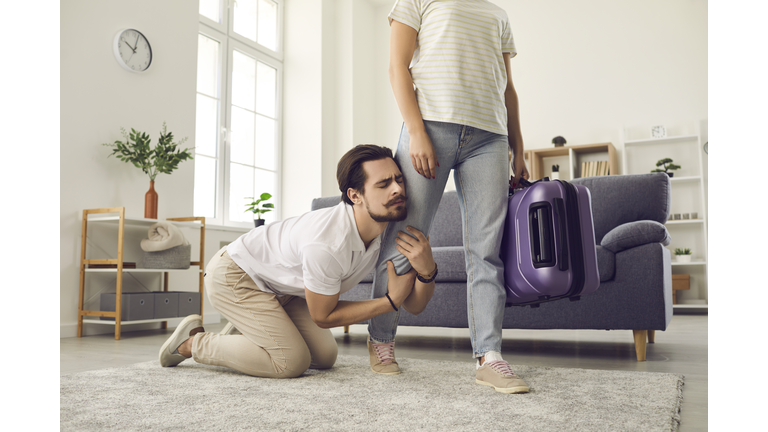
[570,173,671,244]
[600,220,671,254]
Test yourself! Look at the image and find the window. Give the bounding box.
[195,0,283,227]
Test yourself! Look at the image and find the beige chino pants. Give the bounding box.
[191,247,338,378]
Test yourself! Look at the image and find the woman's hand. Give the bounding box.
[511,154,529,188]
[409,130,439,179]
[395,226,436,276]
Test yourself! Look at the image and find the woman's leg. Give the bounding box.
[452,128,510,358]
[368,121,461,344]
[191,248,312,378]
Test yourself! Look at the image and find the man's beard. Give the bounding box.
[366,194,408,222]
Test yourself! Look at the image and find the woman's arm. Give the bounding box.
[389,20,438,181]
[504,52,529,186]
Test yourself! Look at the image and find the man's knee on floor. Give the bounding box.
[272,348,312,378]
[309,343,338,370]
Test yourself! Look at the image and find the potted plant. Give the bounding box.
[551,164,560,180]
[245,193,274,227]
[552,136,566,147]
[103,122,193,219]
[651,158,681,178]
[674,248,692,263]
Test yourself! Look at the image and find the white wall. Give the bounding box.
[60,0,212,337]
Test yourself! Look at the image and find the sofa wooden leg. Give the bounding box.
[648,330,655,343]
[344,325,349,334]
[632,330,648,361]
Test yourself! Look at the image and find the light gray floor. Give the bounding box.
[61,314,707,431]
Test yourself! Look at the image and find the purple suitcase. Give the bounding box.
[500,178,600,307]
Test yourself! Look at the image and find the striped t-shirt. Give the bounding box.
[388,0,517,136]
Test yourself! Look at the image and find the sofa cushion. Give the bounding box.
[600,220,671,254]
[596,245,615,282]
[571,173,671,244]
[359,246,468,283]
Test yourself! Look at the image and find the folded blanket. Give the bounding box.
[140,221,190,252]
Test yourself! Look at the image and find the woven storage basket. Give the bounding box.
[139,244,191,269]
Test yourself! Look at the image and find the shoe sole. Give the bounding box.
[159,314,202,367]
[475,379,529,394]
[370,367,401,375]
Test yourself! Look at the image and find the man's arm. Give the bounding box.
[394,226,436,315]
[305,261,416,329]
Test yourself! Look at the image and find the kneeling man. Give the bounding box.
[159,144,437,378]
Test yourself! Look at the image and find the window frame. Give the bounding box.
[195,0,284,228]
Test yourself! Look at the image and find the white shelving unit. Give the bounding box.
[620,122,708,311]
[77,207,206,339]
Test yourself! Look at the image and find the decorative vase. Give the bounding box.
[676,255,692,263]
[145,180,158,219]
[551,172,560,180]
[254,219,265,228]
[666,172,674,178]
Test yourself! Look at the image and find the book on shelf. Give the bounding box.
[580,160,610,178]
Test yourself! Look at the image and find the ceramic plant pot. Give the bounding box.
[676,255,692,263]
[145,180,158,219]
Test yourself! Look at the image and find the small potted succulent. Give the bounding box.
[651,158,681,178]
[245,193,274,227]
[551,164,560,180]
[674,248,692,263]
[552,136,566,147]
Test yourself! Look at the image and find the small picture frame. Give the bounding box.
[651,125,667,139]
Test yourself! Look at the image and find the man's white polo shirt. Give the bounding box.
[227,202,382,298]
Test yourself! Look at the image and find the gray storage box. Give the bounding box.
[153,292,179,319]
[100,292,155,321]
[169,291,201,316]
[139,244,191,269]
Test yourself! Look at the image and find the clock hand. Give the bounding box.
[124,40,136,54]
[134,33,140,50]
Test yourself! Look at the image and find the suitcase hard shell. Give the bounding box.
[501,179,600,307]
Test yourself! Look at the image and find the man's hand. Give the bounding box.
[386,260,416,306]
[395,226,435,276]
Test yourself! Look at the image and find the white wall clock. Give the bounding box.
[113,29,153,73]
[651,125,666,139]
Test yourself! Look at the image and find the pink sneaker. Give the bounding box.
[476,359,529,394]
[367,339,400,375]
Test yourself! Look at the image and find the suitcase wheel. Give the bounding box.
[569,296,581,302]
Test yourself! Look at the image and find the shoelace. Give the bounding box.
[485,360,518,377]
[373,342,396,364]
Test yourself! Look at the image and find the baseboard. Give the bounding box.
[60,312,222,338]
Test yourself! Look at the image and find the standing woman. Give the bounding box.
[366,0,531,394]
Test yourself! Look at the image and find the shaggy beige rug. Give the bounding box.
[60,355,683,431]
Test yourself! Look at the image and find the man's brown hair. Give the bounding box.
[336,144,400,205]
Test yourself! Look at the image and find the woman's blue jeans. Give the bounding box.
[368,120,510,359]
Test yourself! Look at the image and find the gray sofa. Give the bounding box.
[311,173,672,361]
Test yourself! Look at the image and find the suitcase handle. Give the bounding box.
[553,198,569,271]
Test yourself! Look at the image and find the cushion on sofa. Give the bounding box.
[600,220,671,254]
[570,173,670,244]
[596,245,615,282]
